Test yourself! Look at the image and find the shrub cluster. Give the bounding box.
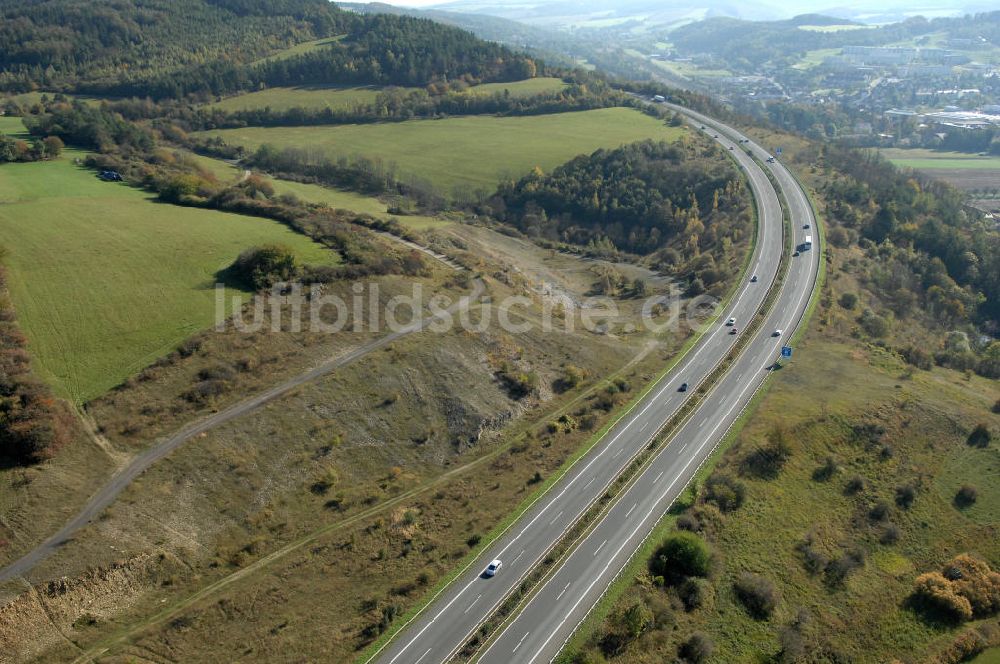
[0,266,71,464]
[733,572,779,619]
[650,530,712,582]
[912,554,1000,622]
[703,474,746,512]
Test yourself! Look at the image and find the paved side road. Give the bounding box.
[0,279,484,584]
[370,108,796,664]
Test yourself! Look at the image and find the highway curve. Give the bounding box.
[477,105,820,664]
[371,106,819,664]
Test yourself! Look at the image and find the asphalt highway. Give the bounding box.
[372,106,819,664]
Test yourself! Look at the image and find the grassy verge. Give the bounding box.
[555,363,781,663]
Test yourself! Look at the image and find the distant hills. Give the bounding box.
[420,0,998,26]
[0,0,538,97]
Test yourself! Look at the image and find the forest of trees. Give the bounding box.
[0,0,538,101]
[821,144,1000,331]
[24,101,154,154]
[0,0,350,92]
[0,133,62,162]
[126,13,538,100]
[489,139,751,292]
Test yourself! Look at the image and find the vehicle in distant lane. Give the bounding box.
[485,560,502,577]
[678,382,689,392]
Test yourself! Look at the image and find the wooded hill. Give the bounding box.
[0,0,538,99]
[489,139,751,291]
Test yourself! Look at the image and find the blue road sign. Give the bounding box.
[781,346,792,358]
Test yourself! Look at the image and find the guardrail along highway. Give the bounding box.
[371,104,821,664]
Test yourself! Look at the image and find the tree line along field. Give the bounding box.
[181,151,450,230]
[196,107,685,194]
[0,127,340,404]
[206,77,569,113]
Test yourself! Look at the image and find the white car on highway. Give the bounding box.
[773,329,783,337]
[485,559,502,577]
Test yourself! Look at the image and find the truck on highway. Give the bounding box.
[652,94,666,102]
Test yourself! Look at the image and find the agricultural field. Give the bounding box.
[880,148,1000,195]
[207,85,384,113]
[624,49,733,79]
[464,77,568,97]
[206,77,568,113]
[792,47,841,70]
[879,148,1000,171]
[196,107,685,193]
[0,144,340,403]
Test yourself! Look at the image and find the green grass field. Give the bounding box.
[880,148,1000,170]
[197,107,684,193]
[208,85,384,113]
[0,148,339,403]
[0,115,29,135]
[207,78,568,113]
[251,35,344,65]
[935,445,1000,524]
[793,48,841,70]
[463,77,568,97]
[972,649,1000,664]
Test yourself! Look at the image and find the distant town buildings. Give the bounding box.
[885,108,1000,129]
